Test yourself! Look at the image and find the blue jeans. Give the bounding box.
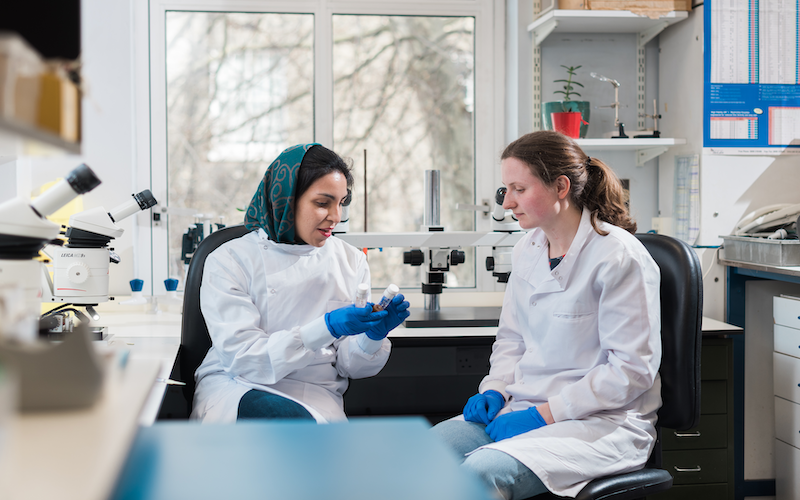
[431,419,548,500]
[237,390,315,421]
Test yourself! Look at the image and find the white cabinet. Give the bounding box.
[773,295,800,500]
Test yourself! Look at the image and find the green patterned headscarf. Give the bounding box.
[244,143,320,244]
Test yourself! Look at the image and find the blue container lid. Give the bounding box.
[130,279,144,292]
[164,278,179,292]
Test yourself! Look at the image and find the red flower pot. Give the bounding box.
[550,111,583,138]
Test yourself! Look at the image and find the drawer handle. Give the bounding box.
[674,466,702,473]
[674,431,701,438]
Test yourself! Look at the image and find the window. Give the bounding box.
[145,1,502,293]
[164,12,314,278]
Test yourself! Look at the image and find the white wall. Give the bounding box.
[659,5,800,322]
[23,0,150,298]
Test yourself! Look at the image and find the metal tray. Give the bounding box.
[721,235,800,267]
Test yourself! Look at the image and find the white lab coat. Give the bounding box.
[476,208,662,498]
[191,229,391,424]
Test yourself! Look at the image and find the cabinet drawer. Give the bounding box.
[775,324,800,360]
[646,483,728,500]
[662,449,727,485]
[700,380,727,415]
[774,296,800,329]
[700,345,728,380]
[774,352,800,403]
[775,439,800,500]
[775,396,800,448]
[662,414,727,450]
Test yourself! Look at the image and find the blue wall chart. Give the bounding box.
[705,0,800,151]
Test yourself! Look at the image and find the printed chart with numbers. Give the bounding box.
[705,0,800,151]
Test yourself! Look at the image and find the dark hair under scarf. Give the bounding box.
[244,143,354,244]
[244,143,320,244]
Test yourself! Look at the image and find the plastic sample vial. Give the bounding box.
[373,284,399,312]
[354,283,370,308]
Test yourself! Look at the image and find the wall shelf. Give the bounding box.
[527,10,689,46]
[0,116,81,158]
[576,137,687,166]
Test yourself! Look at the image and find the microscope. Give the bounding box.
[484,187,521,283]
[336,170,526,328]
[41,189,158,329]
[181,213,227,266]
[0,164,102,313]
[400,171,465,312]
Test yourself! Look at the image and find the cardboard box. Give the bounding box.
[559,0,589,9]
[37,71,79,142]
[587,0,690,18]
[0,32,44,125]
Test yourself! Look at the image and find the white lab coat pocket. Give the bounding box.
[546,310,600,368]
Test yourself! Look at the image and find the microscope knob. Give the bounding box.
[403,249,424,266]
[485,256,495,271]
[67,262,90,284]
[450,250,465,265]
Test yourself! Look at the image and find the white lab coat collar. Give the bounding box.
[514,207,595,293]
[257,228,322,256]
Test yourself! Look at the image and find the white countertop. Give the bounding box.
[1,358,160,500]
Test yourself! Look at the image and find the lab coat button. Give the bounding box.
[532,301,537,306]
[262,245,268,250]
[270,289,277,294]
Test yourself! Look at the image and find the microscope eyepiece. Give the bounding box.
[133,189,158,211]
[108,189,159,223]
[66,164,102,195]
[495,187,507,205]
[31,164,102,218]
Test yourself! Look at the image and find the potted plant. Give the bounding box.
[543,65,590,139]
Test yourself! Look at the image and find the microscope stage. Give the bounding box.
[404,307,501,328]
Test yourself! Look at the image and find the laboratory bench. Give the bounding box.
[721,257,800,500]
[2,308,742,500]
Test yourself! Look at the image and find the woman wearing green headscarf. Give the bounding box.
[192,144,410,423]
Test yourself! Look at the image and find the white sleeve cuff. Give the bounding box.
[478,380,509,402]
[356,334,385,355]
[300,316,336,351]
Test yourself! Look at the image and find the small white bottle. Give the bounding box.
[373,284,399,311]
[354,283,370,308]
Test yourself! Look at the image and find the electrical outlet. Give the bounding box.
[456,347,490,374]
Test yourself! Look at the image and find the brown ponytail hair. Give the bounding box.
[501,131,637,235]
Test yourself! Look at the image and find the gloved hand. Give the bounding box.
[485,406,547,442]
[463,390,505,425]
[365,294,410,340]
[325,304,387,338]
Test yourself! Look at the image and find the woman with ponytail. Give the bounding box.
[433,131,661,499]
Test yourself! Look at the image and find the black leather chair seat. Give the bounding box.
[572,468,673,500]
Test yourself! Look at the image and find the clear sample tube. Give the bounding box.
[373,284,399,312]
[354,283,369,308]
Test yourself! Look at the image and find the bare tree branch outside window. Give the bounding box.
[165,12,475,290]
[165,12,313,281]
[333,15,476,289]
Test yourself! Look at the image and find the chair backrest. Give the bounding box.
[635,233,703,431]
[180,225,252,405]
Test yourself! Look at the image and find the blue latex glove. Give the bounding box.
[463,390,505,425]
[325,304,387,338]
[485,406,547,442]
[365,294,410,340]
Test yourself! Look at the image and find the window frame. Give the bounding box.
[136,0,505,295]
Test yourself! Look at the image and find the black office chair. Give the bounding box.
[527,233,703,500]
[176,224,252,414]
